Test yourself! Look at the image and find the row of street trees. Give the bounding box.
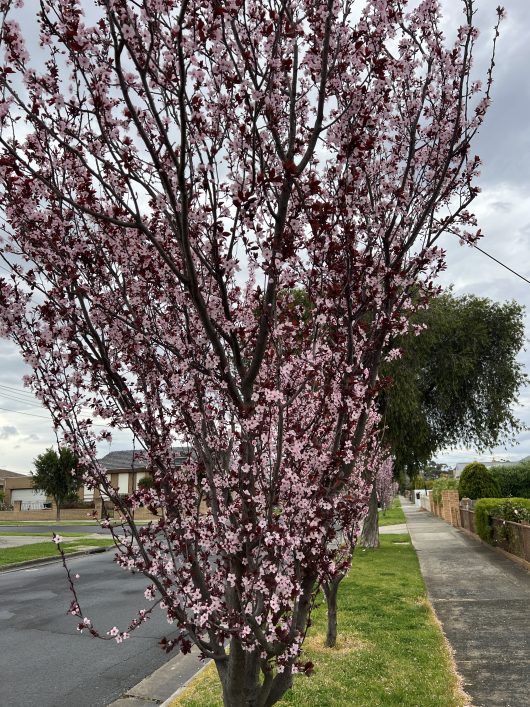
[0,1,505,705]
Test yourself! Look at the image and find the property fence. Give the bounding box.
[459,507,476,534]
[21,501,52,511]
[422,488,530,567]
[489,517,530,564]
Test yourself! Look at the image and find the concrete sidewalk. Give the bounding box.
[402,497,530,707]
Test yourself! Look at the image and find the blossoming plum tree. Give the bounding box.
[376,457,396,512]
[0,1,502,704]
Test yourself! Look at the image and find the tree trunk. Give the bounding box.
[360,482,379,548]
[323,575,340,648]
[214,575,315,706]
[218,639,259,706]
[215,641,294,707]
[55,499,60,522]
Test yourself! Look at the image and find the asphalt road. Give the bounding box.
[0,552,180,707]
[0,524,122,535]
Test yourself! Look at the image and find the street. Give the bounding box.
[0,551,184,707]
[0,524,130,535]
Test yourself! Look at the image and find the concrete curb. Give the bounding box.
[160,658,212,706]
[107,647,211,707]
[0,545,111,573]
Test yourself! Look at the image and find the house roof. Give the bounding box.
[97,447,190,471]
[0,468,29,481]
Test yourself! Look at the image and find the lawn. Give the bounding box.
[0,538,115,566]
[378,496,406,526]
[172,534,467,707]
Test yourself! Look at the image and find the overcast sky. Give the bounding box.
[1,1,529,474]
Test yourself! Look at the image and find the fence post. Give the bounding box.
[441,490,460,526]
[522,521,530,563]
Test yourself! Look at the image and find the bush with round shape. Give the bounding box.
[137,475,154,490]
[458,462,500,500]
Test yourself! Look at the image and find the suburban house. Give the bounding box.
[0,449,191,518]
[1,469,48,509]
[0,468,28,495]
[88,447,190,499]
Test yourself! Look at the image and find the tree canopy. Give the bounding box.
[381,291,527,476]
[32,447,81,518]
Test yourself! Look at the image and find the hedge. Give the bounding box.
[489,462,530,499]
[474,498,530,543]
[458,462,500,500]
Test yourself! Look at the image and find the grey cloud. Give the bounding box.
[489,201,512,212]
[0,425,18,440]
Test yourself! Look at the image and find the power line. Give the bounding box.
[0,394,43,408]
[2,235,530,287]
[0,383,37,399]
[0,385,110,420]
[469,242,530,287]
[0,405,110,427]
[0,406,51,420]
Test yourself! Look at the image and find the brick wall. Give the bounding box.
[0,504,95,521]
[441,489,460,527]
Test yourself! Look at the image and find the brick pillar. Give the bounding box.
[13,500,22,512]
[441,490,460,526]
[95,497,105,519]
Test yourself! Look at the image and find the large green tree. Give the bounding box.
[360,291,526,550]
[382,291,527,477]
[32,447,82,521]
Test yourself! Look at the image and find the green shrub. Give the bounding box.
[490,462,530,499]
[60,499,95,509]
[431,478,458,506]
[412,475,433,490]
[458,463,500,500]
[137,475,154,489]
[474,497,530,543]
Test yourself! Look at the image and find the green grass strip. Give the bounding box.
[0,538,114,566]
[172,534,467,707]
[378,496,406,526]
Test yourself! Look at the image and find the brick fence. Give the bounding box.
[0,502,93,521]
[429,492,530,569]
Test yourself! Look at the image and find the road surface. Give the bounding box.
[0,524,128,535]
[0,550,182,707]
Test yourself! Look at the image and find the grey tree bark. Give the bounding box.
[359,482,380,548]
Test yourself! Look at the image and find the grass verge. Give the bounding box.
[378,496,406,526]
[0,538,114,566]
[172,534,467,707]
